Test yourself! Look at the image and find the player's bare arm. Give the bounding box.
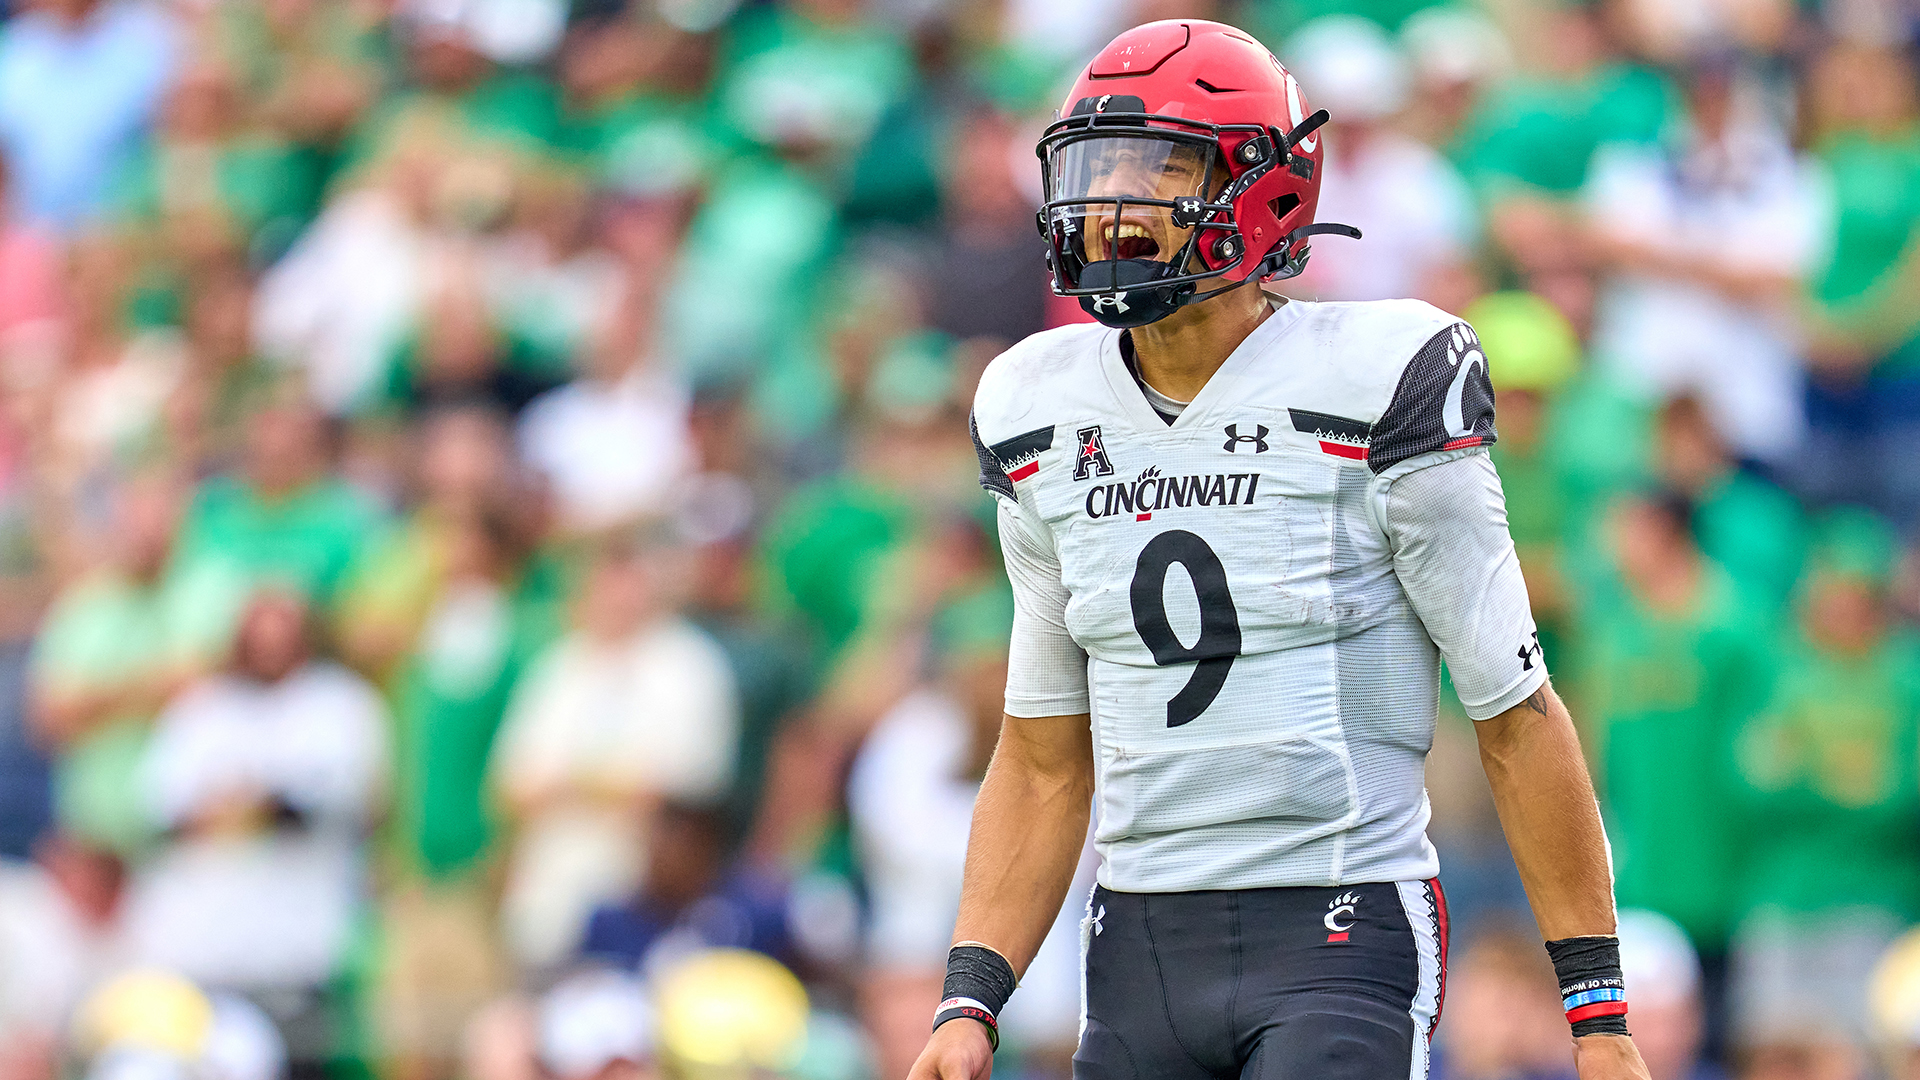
[1478,683,1653,1080]
[906,712,1093,1080]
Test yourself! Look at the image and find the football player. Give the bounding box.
[909,19,1652,1080]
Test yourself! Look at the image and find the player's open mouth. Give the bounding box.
[1106,222,1160,261]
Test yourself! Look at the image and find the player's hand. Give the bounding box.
[905,1019,994,1080]
[1573,1033,1652,1080]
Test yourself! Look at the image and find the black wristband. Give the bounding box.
[1546,935,1630,1037]
[933,944,1018,1052]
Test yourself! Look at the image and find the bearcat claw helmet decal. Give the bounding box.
[1037,20,1361,328]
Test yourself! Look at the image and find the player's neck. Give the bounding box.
[1129,285,1275,404]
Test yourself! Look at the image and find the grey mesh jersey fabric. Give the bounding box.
[971,298,1546,893]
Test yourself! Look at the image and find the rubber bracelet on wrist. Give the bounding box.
[1545,935,1630,1037]
[933,944,1018,1053]
[932,997,999,1051]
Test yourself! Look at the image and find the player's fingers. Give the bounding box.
[905,1052,978,1080]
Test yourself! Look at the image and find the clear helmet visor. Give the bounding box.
[1044,134,1221,271]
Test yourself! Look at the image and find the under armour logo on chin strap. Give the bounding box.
[1223,424,1270,452]
[1092,292,1130,314]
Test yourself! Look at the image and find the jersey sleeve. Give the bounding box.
[997,500,1091,718]
[1368,320,1498,475]
[1372,448,1546,720]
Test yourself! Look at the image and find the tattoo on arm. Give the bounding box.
[1520,687,1550,716]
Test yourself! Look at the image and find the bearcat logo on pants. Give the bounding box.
[1324,891,1360,942]
[1085,465,1262,521]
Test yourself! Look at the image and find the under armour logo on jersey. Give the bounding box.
[1091,904,1106,936]
[1091,292,1130,314]
[1223,424,1269,453]
[1325,891,1360,941]
[1074,425,1116,480]
[1519,630,1542,671]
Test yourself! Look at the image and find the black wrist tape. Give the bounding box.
[1546,935,1630,1037]
[932,944,1018,1051]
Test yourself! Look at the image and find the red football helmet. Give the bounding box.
[1037,20,1359,327]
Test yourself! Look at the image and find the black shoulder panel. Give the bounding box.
[1367,322,1497,475]
[972,413,1055,499]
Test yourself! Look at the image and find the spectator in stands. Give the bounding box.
[1432,929,1578,1080]
[37,235,184,501]
[1728,509,1920,1080]
[675,399,812,842]
[107,58,319,268]
[490,525,738,972]
[164,268,277,476]
[170,394,384,608]
[338,408,560,1080]
[1463,1,1675,321]
[1798,44,1920,530]
[1653,396,1807,609]
[249,136,442,414]
[0,833,132,1080]
[514,221,695,534]
[1398,6,1513,163]
[30,472,244,855]
[1280,17,1478,310]
[124,589,385,1069]
[577,800,789,973]
[924,110,1050,347]
[1585,53,1823,468]
[377,259,565,420]
[848,586,1090,1077]
[0,0,179,231]
[1581,491,1774,983]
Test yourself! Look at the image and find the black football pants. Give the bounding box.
[1073,879,1448,1080]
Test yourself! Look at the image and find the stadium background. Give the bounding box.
[0,0,1917,1078]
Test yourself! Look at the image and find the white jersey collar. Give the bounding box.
[1098,295,1308,434]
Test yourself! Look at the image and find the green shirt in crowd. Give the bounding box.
[756,478,914,664]
[1462,63,1676,196]
[1693,471,1808,610]
[342,522,568,880]
[31,563,249,853]
[173,475,385,606]
[1581,564,1775,952]
[1812,126,1920,374]
[1733,630,1920,920]
[109,135,325,261]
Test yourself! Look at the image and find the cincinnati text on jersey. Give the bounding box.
[1084,464,1263,521]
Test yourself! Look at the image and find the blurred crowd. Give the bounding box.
[2,0,1920,1079]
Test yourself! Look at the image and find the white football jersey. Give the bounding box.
[971,297,1546,893]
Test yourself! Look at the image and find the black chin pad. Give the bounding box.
[1076,258,1191,328]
